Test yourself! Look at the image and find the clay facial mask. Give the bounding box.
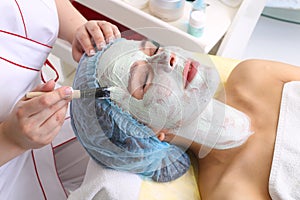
[97,39,253,156]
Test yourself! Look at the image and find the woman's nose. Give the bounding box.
[162,52,176,73]
[169,53,176,68]
[148,51,177,73]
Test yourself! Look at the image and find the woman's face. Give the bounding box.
[128,40,201,100]
[97,39,219,131]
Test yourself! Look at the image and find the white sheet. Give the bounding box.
[67,159,142,200]
[269,81,300,199]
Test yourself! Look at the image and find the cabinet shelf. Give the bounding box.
[76,0,237,53]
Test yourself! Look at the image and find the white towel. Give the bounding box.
[269,81,300,200]
[67,159,142,200]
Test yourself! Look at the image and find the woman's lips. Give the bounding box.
[183,60,198,88]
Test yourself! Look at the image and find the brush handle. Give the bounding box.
[25,88,111,99]
[25,91,48,99]
[25,90,81,99]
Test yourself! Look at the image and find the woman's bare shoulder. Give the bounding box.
[227,59,300,85]
[224,59,295,127]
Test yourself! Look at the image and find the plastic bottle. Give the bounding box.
[191,0,206,11]
[187,0,206,37]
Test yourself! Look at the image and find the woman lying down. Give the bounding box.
[69,38,300,200]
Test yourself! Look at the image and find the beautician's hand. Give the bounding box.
[72,20,121,62]
[0,80,72,151]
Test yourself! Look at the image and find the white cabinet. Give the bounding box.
[217,0,267,58]
[76,0,267,58]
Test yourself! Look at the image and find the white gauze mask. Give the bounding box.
[97,40,217,131]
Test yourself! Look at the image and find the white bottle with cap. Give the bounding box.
[188,0,206,37]
[188,10,206,37]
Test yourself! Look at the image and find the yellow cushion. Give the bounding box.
[139,165,200,200]
[138,54,240,200]
[209,55,240,84]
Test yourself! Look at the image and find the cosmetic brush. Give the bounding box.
[25,87,113,99]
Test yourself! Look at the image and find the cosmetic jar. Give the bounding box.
[149,0,186,22]
[124,0,149,9]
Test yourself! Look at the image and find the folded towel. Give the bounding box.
[68,159,142,200]
[269,81,300,199]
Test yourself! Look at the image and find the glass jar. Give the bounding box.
[149,0,186,22]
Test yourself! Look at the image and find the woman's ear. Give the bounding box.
[156,131,166,141]
[151,128,170,141]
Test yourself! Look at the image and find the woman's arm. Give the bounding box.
[55,0,87,43]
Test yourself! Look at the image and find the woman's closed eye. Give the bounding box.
[143,73,149,89]
[128,61,154,100]
[140,40,161,56]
